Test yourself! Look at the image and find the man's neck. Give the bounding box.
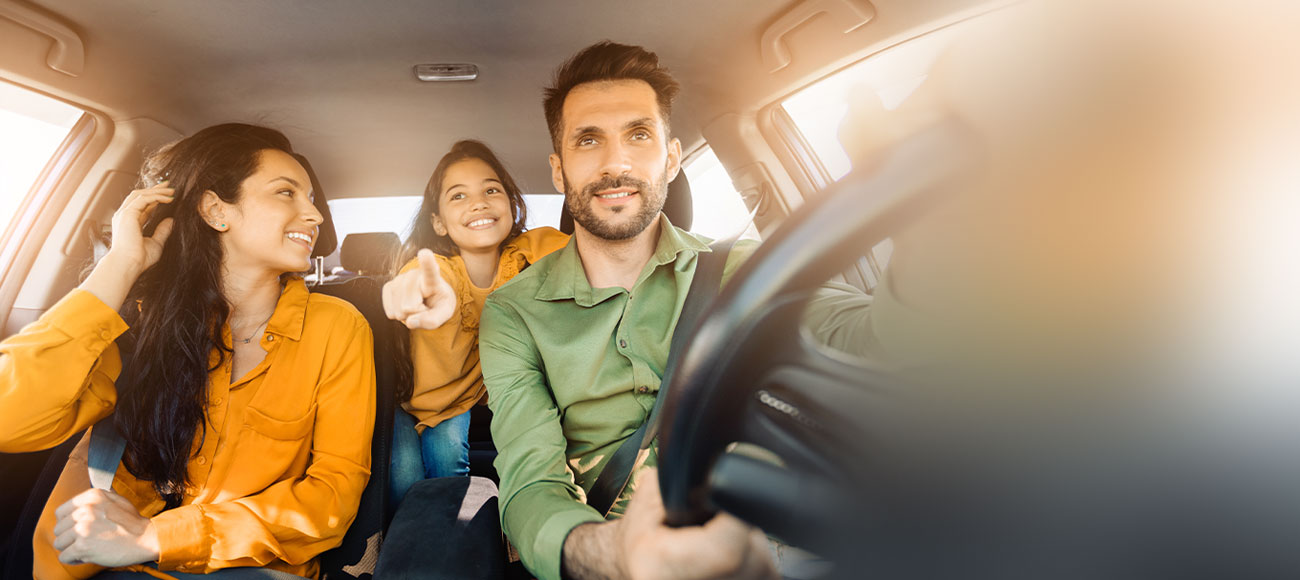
[575,218,662,291]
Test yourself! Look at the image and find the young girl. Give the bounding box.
[0,123,375,579]
[383,140,567,502]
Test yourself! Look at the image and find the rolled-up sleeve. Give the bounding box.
[153,315,376,573]
[480,297,602,580]
[0,289,127,452]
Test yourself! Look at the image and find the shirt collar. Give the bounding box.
[535,214,710,307]
[265,277,310,341]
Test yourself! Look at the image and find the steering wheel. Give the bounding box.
[656,124,968,557]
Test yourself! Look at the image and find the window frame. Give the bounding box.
[0,110,95,283]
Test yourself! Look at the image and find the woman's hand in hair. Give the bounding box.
[107,182,176,275]
[79,184,176,310]
[52,488,160,568]
[383,249,457,330]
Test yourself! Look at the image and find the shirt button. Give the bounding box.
[196,456,207,465]
[619,339,628,348]
[637,386,649,394]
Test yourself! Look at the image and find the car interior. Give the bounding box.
[17,0,1290,578]
[0,0,996,576]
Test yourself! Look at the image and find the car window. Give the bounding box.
[326,194,563,243]
[780,24,963,183]
[776,24,967,289]
[0,82,85,243]
[682,146,760,241]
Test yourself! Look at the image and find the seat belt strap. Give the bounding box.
[587,236,738,516]
[87,341,134,490]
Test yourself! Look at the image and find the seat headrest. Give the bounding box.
[559,173,694,235]
[293,153,339,258]
[340,232,400,274]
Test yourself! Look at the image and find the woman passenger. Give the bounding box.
[0,123,375,579]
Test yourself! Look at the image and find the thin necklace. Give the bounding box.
[234,316,273,345]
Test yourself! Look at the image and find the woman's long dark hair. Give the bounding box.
[116,123,294,508]
[395,140,528,268]
[391,140,528,404]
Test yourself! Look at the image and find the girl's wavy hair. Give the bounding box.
[117,122,294,508]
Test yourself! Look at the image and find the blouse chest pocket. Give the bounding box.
[222,405,317,496]
[242,404,316,440]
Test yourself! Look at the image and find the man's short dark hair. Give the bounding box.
[543,41,681,154]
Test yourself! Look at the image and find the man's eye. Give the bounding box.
[577,136,597,146]
[631,130,651,140]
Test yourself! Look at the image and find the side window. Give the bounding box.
[0,81,86,247]
[773,24,965,288]
[682,146,760,241]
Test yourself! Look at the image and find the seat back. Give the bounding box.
[299,165,395,577]
[559,172,694,234]
[339,233,399,276]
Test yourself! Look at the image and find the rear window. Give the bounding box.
[326,194,563,245]
[0,82,84,240]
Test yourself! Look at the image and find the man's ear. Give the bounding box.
[665,137,683,183]
[431,213,448,236]
[199,190,228,231]
[549,153,566,195]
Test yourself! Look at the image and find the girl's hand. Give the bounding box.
[383,249,457,330]
[104,183,176,275]
[52,488,160,568]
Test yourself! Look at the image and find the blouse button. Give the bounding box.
[637,386,649,394]
[211,397,223,406]
[619,339,628,349]
[265,334,275,342]
[100,329,112,341]
[196,456,207,465]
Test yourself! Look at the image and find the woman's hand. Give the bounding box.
[79,184,175,310]
[53,488,160,568]
[382,249,457,330]
[105,183,176,275]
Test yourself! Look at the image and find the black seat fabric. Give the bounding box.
[339,233,399,275]
[374,477,505,580]
[559,172,694,234]
[301,175,398,578]
[293,153,338,258]
[1,433,83,580]
[313,276,397,580]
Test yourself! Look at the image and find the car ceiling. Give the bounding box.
[8,0,989,201]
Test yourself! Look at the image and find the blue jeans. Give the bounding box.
[389,408,471,513]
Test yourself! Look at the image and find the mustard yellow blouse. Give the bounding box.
[0,278,375,579]
[400,227,569,431]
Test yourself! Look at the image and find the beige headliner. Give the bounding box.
[3,0,988,200]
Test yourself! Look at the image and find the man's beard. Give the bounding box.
[563,168,669,241]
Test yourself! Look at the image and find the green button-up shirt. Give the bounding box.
[480,215,874,580]
[480,216,754,580]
